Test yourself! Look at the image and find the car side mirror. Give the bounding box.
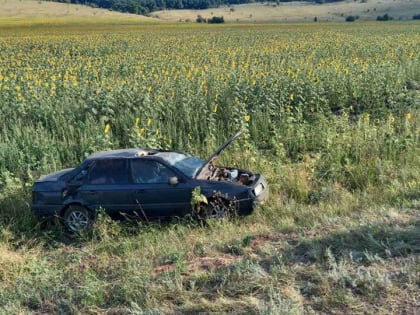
[168,176,178,185]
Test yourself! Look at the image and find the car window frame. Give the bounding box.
[129,157,184,185]
[86,158,130,186]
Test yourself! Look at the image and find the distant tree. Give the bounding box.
[345,15,356,22]
[413,14,420,20]
[196,14,206,23]
[377,14,393,21]
[207,16,224,23]
[166,0,183,9]
[314,16,317,22]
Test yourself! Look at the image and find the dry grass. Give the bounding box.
[0,0,153,20]
[152,0,420,22]
[1,201,418,313]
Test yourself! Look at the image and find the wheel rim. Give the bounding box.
[207,201,229,220]
[67,210,89,232]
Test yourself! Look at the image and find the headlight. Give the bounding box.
[253,183,263,196]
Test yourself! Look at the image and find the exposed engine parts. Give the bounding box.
[208,165,255,185]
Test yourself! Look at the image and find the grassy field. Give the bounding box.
[153,0,420,22]
[0,19,419,314]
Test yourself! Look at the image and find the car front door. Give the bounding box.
[129,158,193,219]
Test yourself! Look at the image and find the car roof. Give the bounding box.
[85,148,158,161]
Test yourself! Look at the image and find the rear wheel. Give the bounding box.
[63,205,92,232]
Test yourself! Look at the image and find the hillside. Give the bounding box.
[2,0,418,22]
[152,0,420,22]
[1,0,418,23]
[0,0,152,20]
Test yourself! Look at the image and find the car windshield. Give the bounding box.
[155,152,204,178]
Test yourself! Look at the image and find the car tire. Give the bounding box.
[63,205,93,233]
[200,197,233,221]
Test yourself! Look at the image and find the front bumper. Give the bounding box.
[235,177,269,216]
[235,197,255,216]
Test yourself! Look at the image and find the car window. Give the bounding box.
[155,152,204,178]
[88,159,129,185]
[131,159,176,184]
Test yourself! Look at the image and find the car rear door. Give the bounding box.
[78,159,133,214]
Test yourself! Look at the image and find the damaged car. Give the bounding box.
[31,130,269,232]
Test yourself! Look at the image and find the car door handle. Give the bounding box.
[135,190,146,194]
[86,191,98,195]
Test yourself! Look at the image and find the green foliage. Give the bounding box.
[345,15,357,22]
[190,186,208,213]
[207,16,224,23]
[0,23,418,178]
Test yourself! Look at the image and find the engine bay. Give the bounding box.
[207,165,256,185]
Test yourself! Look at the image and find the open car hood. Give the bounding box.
[195,130,243,179]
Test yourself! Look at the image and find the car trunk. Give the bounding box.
[32,168,74,204]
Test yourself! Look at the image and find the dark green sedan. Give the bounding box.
[31,131,269,232]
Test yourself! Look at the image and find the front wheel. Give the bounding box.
[63,205,93,233]
[199,197,234,221]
